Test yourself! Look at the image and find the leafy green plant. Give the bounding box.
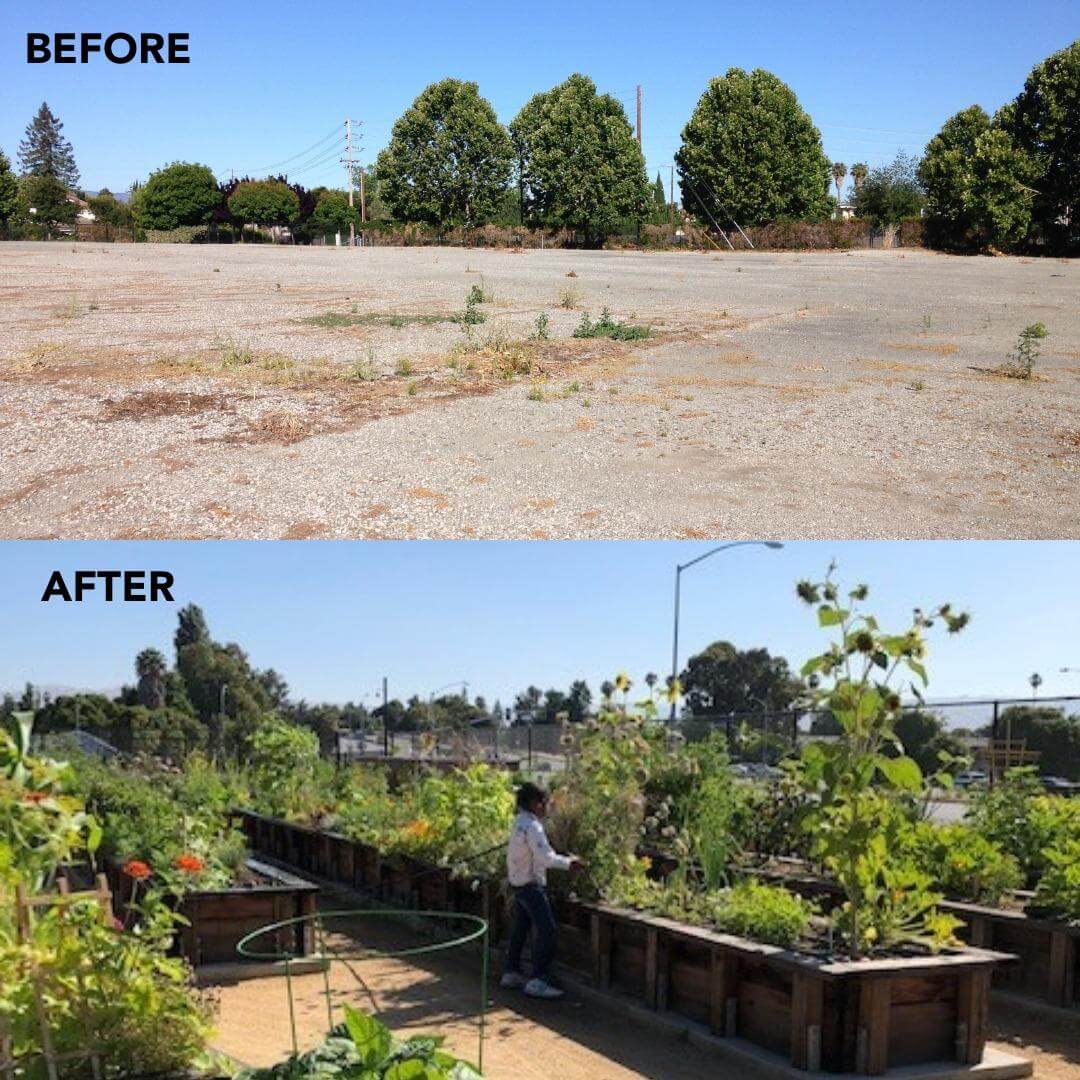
[466,278,492,305]
[531,312,551,340]
[237,1004,481,1079]
[710,878,815,948]
[793,567,969,956]
[573,308,650,341]
[452,292,487,327]
[906,822,1022,907]
[1031,838,1080,922]
[999,322,1048,379]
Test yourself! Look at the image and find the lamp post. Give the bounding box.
[670,541,783,720]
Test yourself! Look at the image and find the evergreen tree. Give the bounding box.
[0,150,18,224]
[653,172,667,210]
[18,103,79,187]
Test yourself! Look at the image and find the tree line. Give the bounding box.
[2,41,1077,250]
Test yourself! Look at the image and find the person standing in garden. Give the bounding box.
[501,781,582,1000]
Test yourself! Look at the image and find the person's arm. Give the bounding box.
[526,819,573,872]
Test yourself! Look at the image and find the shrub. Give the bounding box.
[907,822,1022,906]
[710,879,815,948]
[1031,838,1080,921]
[573,308,650,341]
[999,322,1048,380]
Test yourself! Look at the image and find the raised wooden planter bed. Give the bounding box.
[587,904,1016,1075]
[236,809,1022,1075]
[108,855,319,966]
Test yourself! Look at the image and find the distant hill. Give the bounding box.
[82,190,131,204]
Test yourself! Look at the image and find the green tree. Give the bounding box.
[1001,38,1080,251]
[135,162,221,230]
[511,74,650,244]
[18,102,79,186]
[0,150,19,225]
[681,641,802,716]
[920,106,1037,250]
[652,172,666,210]
[892,710,966,777]
[376,79,513,228]
[135,648,168,710]
[850,162,868,192]
[18,174,76,238]
[87,188,133,228]
[567,680,592,723]
[310,189,360,234]
[852,151,924,226]
[676,68,831,228]
[995,706,1080,780]
[227,179,300,229]
[831,161,847,203]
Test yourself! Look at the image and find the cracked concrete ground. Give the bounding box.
[1,242,1077,538]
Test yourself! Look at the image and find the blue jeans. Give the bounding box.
[505,883,557,980]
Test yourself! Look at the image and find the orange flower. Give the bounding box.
[174,853,205,874]
[403,818,434,840]
[123,859,152,881]
[22,791,48,804]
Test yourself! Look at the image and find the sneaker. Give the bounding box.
[524,978,565,1000]
[500,972,527,990]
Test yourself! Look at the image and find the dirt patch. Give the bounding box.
[887,342,959,356]
[101,389,237,421]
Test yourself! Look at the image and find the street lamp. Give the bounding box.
[670,541,784,720]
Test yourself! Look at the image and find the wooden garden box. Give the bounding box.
[587,904,1017,1075]
[109,856,319,966]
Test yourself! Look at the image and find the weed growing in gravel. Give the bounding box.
[452,292,487,327]
[526,381,546,401]
[907,380,926,392]
[998,322,1048,380]
[531,312,551,340]
[344,349,378,382]
[466,276,493,304]
[574,309,650,341]
[406,381,419,396]
[557,285,583,309]
[395,357,414,376]
[216,338,255,367]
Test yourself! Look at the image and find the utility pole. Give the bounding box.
[636,85,643,148]
[382,675,389,756]
[668,164,675,225]
[342,118,361,248]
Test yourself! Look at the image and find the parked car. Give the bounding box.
[1040,775,1079,794]
[954,770,988,789]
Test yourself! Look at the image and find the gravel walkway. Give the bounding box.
[1,243,1077,538]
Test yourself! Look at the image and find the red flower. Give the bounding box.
[123,860,152,881]
[174,853,205,874]
[22,791,48,804]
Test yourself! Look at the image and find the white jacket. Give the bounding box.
[507,811,571,887]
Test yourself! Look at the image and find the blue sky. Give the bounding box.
[1,1,1076,193]
[1,542,1078,716]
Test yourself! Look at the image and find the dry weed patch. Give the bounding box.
[887,341,959,356]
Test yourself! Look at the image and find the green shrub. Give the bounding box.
[573,308,650,341]
[1031,838,1080,921]
[710,879,815,948]
[908,822,1022,906]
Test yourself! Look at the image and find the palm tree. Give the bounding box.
[831,161,848,204]
[645,672,658,699]
[850,162,868,192]
[600,680,615,703]
[135,647,167,709]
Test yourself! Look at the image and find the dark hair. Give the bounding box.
[516,781,547,812]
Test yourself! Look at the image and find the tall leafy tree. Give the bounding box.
[18,103,79,187]
[852,151,924,226]
[18,174,76,237]
[376,79,513,228]
[227,179,300,228]
[87,188,132,227]
[134,162,222,230]
[135,648,168,710]
[831,161,847,203]
[0,150,19,224]
[652,173,667,210]
[1001,38,1080,251]
[680,641,801,717]
[676,69,831,227]
[920,108,1036,250]
[511,74,650,244]
[310,189,360,233]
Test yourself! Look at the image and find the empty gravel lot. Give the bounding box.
[0,242,1077,539]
